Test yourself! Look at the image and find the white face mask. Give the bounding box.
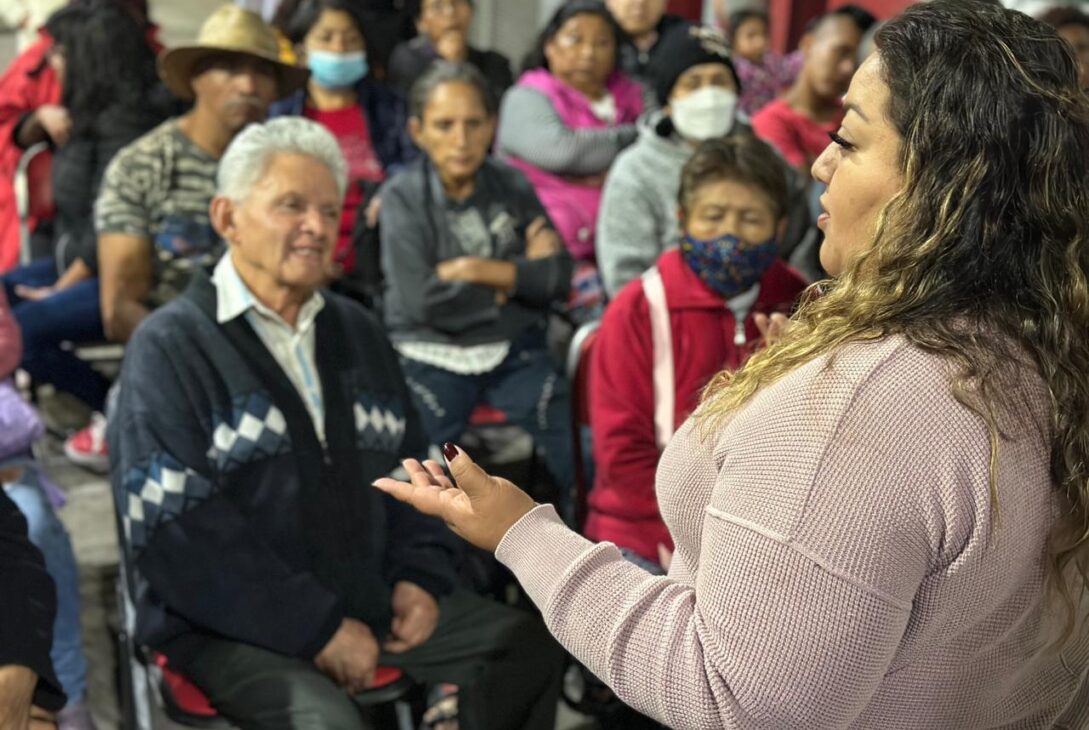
[670,86,738,141]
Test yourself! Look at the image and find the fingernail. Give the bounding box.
[442,442,459,463]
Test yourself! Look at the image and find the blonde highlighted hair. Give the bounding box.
[699,0,1089,644]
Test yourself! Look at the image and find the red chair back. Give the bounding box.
[26,149,54,222]
[153,652,407,722]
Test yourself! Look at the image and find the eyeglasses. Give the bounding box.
[422,0,469,16]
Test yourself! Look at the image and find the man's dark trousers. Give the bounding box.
[181,589,564,730]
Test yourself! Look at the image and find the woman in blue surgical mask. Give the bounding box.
[270,0,418,280]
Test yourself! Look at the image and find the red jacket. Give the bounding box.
[0,27,163,273]
[584,248,807,562]
[0,36,61,273]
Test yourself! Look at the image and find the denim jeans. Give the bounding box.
[4,466,87,705]
[401,328,577,521]
[2,258,108,410]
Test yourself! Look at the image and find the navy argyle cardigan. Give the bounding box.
[108,270,456,668]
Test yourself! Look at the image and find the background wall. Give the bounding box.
[0,0,1083,82]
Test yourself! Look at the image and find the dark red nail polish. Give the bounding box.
[442,442,459,463]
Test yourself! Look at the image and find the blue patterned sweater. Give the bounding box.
[108,270,457,668]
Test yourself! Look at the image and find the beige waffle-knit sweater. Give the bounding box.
[497,336,1089,728]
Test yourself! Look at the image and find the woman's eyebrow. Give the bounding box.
[844,101,870,123]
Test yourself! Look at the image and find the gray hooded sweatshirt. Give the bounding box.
[597,111,814,296]
[597,111,696,298]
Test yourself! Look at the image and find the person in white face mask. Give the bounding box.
[597,23,750,297]
[269,0,418,281]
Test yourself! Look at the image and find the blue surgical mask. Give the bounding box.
[680,232,777,299]
[307,50,368,89]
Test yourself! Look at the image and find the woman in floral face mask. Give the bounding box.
[270,0,418,278]
[584,135,807,574]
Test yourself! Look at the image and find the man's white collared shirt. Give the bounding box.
[213,254,327,443]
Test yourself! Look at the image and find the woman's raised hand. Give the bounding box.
[373,444,538,553]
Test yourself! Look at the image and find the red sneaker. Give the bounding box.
[64,413,109,473]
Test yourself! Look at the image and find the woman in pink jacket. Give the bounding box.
[496,0,644,321]
[378,2,1089,727]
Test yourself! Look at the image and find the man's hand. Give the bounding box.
[313,619,380,694]
[35,106,71,147]
[525,217,562,260]
[435,29,469,62]
[384,581,439,654]
[0,665,37,730]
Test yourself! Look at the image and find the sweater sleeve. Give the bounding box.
[112,325,344,660]
[496,86,638,176]
[0,488,66,711]
[587,284,663,554]
[379,180,501,334]
[498,351,955,728]
[0,290,22,381]
[597,153,664,297]
[508,166,573,306]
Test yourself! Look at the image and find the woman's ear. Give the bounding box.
[676,204,687,232]
[543,39,557,69]
[294,44,307,64]
[776,216,788,243]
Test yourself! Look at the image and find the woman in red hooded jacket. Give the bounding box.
[585,135,808,568]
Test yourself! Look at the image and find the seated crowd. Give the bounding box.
[2,1,1087,729]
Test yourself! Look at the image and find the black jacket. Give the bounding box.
[617,14,688,85]
[0,488,65,711]
[108,272,457,668]
[50,100,169,273]
[269,77,418,175]
[388,35,514,106]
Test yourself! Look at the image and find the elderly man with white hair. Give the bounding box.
[107,117,562,730]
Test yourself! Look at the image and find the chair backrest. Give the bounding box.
[14,142,54,266]
[565,319,601,529]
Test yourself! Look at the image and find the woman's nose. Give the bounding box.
[811,144,836,185]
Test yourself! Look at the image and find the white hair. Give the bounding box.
[217,117,349,202]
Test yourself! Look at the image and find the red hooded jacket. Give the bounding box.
[0,36,61,272]
[584,248,807,562]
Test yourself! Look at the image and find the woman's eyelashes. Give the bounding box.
[828,131,856,152]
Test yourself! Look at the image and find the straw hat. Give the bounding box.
[158,5,309,102]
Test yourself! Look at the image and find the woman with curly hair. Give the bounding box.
[377,1,1089,726]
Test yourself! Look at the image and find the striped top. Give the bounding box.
[94,118,223,308]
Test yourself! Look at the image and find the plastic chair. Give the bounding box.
[14,141,54,266]
[565,319,601,529]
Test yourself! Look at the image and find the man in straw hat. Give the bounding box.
[64,5,306,472]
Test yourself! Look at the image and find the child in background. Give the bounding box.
[728,9,802,117]
[585,135,807,570]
